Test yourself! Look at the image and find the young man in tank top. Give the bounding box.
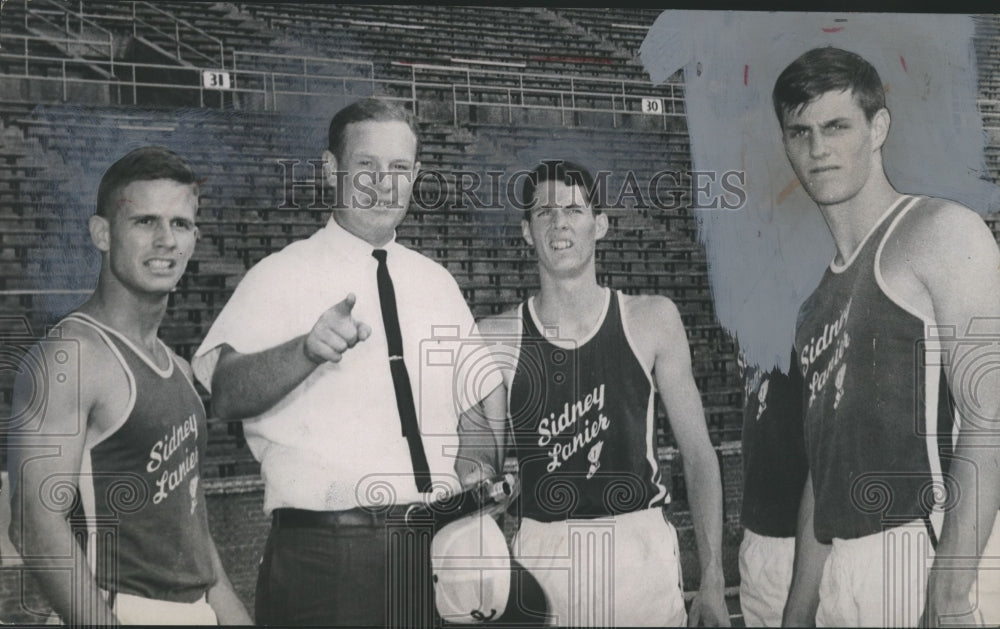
[737,347,808,627]
[774,48,1000,627]
[6,147,250,625]
[478,160,729,626]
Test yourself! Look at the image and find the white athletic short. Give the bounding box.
[816,519,933,628]
[738,529,794,627]
[968,515,1000,625]
[51,590,217,625]
[513,508,686,627]
[816,517,1000,627]
[110,591,217,625]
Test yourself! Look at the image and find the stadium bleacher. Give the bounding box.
[1,3,999,622]
[551,8,663,59]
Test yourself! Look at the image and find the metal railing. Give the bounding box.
[0,45,687,127]
[231,50,375,95]
[0,47,382,109]
[3,2,685,125]
[403,62,683,128]
[0,34,120,100]
[18,0,222,70]
[130,1,224,68]
[22,0,115,74]
[24,0,113,38]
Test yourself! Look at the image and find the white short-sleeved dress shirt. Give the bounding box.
[192,218,500,514]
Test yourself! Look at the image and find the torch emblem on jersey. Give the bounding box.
[756,378,770,421]
[834,364,847,410]
[189,476,199,514]
[587,441,604,479]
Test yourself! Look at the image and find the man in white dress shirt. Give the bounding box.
[192,98,505,626]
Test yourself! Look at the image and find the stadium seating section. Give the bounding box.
[1,3,999,618]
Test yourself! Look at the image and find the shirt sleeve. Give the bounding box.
[638,10,696,84]
[191,252,305,393]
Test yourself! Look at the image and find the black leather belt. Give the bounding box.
[271,505,429,529]
[271,476,515,530]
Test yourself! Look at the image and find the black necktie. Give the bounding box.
[372,249,432,493]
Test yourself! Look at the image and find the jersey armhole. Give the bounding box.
[873,200,954,538]
[169,349,208,408]
[619,292,655,387]
[873,195,935,325]
[504,305,525,416]
[619,293,668,506]
[62,315,137,450]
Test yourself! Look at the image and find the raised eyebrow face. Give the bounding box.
[529,200,590,221]
[785,110,856,128]
[531,182,592,210]
[783,118,850,138]
[168,214,197,227]
[115,195,199,226]
[821,117,852,128]
[349,152,414,167]
[125,212,197,227]
[107,179,198,224]
[804,117,852,128]
[534,200,586,210]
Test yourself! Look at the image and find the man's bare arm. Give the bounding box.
[8,335,119,625]
[455,384,507,490]
[911,206,1000,624]
[455,311,520,505]
[781,472,828,626]
[211,293,372,419]
[642,296,729,627]
[205,537,252,624]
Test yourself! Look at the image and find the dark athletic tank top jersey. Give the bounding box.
[508,289,668,522]
[67,313,215,602]
[739,350,808,538]
[794,196,956,544]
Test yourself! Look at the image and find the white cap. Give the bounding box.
[431,512,511,623]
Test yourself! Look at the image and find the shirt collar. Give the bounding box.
[320,215,400,260]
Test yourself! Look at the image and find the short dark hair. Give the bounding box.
[96,146,198,218]
[520,160,601,220]
[327,97,421,163]
[772,47,886,128]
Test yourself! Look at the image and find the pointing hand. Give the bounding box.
[302,293,372,363]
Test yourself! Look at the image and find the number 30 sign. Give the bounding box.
[641,97,663,114]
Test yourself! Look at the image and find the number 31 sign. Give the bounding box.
[202,71,232,90]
